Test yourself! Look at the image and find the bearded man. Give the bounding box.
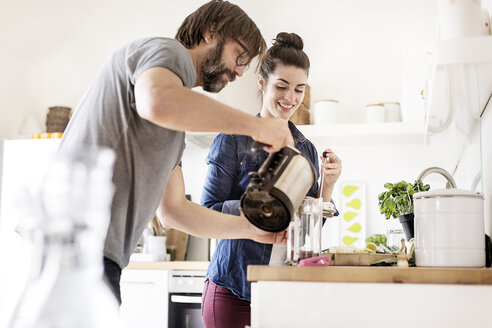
[59,0,293,303]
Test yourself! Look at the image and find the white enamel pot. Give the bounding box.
[414,188,485,267]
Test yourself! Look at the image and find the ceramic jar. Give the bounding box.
[414,188,485,267]
[366,103,385,123]
[313,99,340,124]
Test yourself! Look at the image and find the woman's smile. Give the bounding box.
[277,102,295,111]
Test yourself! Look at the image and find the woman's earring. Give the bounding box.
[257,76,265,91]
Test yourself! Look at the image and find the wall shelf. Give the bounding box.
[297,122,425,146]
[184,123,426,149]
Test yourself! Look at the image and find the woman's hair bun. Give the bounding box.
[272,32,303,51]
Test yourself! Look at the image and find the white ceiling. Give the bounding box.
[0,0,104,63]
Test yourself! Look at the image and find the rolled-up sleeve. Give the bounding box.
[221,200,241,216]
[200,134,239,214]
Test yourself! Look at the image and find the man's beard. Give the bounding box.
[201,40,236,93]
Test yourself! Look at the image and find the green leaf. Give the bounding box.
[378,179,431,219]
[384,183,393,189]
[386,198,395,213]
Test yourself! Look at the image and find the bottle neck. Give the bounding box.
[41,227,104,278]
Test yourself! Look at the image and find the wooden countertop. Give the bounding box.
[126,261,209,271]
[247,265,492,285]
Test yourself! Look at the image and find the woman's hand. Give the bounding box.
[318,148,342,200]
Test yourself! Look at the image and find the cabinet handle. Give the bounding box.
[170,295,202,304]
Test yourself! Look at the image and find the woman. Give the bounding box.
[200,32,342,328]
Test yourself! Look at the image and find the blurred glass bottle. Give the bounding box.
[9,146,122,328]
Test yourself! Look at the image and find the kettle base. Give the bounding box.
[240,190,292,233]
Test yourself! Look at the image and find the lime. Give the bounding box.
[366,242,377,252]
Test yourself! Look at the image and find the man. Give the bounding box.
[59,0,293,303]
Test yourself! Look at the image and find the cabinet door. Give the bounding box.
[120,269,168,328]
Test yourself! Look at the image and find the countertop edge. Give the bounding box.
[125,261,210,271]
[247,265,492,285]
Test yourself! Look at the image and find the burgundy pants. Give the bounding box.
[201,280,251,328]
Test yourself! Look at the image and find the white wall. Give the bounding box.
[0,0,437,138]
[0,49,43,137]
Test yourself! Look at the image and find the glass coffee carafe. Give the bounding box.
[286,197,323,265]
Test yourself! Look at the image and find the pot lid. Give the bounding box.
[414,188,484,199]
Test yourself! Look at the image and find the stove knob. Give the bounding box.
[188,280,194,287]
[177,278,184,286]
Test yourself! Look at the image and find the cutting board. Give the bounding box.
[325,253,395,266]
[165,228,189,261]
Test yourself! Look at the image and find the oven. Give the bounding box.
[168,270,206,328]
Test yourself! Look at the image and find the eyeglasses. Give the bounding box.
[234,39,250,72]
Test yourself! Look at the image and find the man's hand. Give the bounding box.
[252,117,294,153]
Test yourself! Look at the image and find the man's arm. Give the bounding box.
[134,67,293,152]
[156,166,286,244]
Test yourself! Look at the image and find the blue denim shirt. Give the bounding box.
[201,120,336,301]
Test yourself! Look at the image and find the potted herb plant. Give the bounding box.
[378,180,430,240]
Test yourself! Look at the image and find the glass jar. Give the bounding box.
[286,197,323,265]
[387,229,404,249]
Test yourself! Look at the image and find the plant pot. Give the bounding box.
[398,213,414,241]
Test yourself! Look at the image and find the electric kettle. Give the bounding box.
[240,142,316,232]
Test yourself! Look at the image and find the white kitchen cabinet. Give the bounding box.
[120,269,169,328]
[250,280,492,328]
[248,265,492,328]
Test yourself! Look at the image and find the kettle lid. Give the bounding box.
[414,188,484,199]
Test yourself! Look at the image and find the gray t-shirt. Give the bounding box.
[59,37,196,268]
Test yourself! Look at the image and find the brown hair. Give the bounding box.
[260,32,310,79]
[175,0,266,63]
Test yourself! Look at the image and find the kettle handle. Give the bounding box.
[251,141,269,153]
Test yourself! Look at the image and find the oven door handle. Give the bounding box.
[170,295,202,304]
